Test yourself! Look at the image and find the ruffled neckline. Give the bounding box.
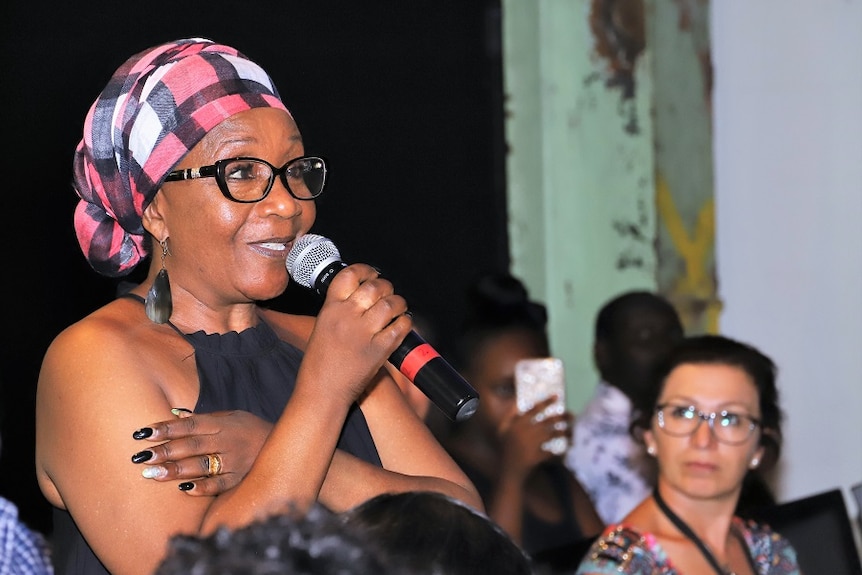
[183,321,281,357]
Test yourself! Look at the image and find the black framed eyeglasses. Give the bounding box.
[656,403,761,445]
[164,156,327,203]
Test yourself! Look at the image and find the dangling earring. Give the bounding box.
[145,238,173,324]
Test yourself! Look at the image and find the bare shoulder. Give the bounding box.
[40,306,133,397]
[44,299,144,358]
[40,298,191,384]
[620,499,658,533]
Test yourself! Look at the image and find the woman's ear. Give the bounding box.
[749,444,765,469]
[748,426,773,470]
[142,192,167,240]
[643,429,656,456]
[755,427,781,471]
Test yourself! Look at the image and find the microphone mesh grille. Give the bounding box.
[286,234,341,288]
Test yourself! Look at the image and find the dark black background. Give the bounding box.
[0,1,508,535]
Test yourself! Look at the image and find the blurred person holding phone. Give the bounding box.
[437,272,603,559]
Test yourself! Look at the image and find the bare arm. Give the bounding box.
[317,369,482,512]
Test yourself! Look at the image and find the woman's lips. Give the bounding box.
[684,461,719,473]
[249,239,291,259]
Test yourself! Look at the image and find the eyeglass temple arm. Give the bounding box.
[165,167,204,181]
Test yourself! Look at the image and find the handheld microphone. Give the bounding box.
[286,234,479,422]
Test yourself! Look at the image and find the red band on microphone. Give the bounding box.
[400,343,440,381]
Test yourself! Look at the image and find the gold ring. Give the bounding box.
[205,453,223,477]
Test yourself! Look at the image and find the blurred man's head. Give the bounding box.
[594,291,683,404]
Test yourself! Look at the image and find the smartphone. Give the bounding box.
[514,357,568,455]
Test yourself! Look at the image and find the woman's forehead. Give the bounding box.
[661,363,759,405]
[194,108,301,158]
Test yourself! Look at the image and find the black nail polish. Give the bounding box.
[178,482,195,491]
[131,450,153,464]
[132,427,153,440]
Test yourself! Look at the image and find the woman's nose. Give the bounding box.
[690,416,717,447]
[262,179,303,217]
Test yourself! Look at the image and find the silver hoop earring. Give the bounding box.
[145,238,173,324]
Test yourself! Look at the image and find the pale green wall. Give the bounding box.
[502,1,656,410]
[502,0,714,410]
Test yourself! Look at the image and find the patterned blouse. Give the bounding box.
[575,518,801,575]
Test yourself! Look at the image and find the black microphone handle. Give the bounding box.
[389,331,479,422]
[311,261,479,422]
[311,260,348,297]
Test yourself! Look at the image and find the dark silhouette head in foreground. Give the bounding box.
[155,502,389,575]
[156,492,533,575]
[342,491,534,575]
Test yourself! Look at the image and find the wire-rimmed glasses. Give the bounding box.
[656,403,761,445]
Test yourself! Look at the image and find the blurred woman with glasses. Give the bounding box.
[576,334,801,575]
[35,38,480,575]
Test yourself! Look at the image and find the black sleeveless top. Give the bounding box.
[52,298,381,574]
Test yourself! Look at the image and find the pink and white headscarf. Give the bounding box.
[72,38,290,277]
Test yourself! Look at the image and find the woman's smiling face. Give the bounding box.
[150,107,316,305]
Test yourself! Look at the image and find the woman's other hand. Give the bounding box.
[131,410,272,495]
[499,396,573,480]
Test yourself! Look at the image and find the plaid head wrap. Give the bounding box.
[73,38,290,277]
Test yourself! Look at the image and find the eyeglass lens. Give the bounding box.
[658,405,756,444]
[220,157,325,201]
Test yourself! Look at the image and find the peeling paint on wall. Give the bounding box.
[612,196,651,270]
[588,0,646,134]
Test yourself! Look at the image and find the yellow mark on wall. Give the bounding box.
[655,173,721,333]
